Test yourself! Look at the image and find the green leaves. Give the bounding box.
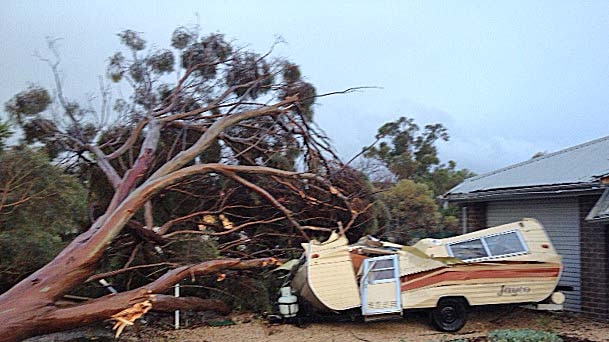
[360,117,474,242]
[0,120,13,151]
[381,179,441,243]
[282,62,301,83]
[226,52,272,99]
[117,29,146,51]
[365,116,473,195]
[4,86,51,123]
[180,33,231,79]
[171,26,194,50]
[147,49,175,74]
[0,148,87,291]
[107,52,126,82]
[488,329,563,342]
[367,116,446,181]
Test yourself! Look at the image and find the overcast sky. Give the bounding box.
[2,1,609,173]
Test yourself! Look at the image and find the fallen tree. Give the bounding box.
[0,28,371,341]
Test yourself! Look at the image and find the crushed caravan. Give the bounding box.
[274,218,564,332]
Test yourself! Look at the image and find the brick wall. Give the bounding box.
[457,202,487,232]
[579,195,609,320]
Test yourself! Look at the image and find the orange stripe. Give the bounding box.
[400,266,560,292]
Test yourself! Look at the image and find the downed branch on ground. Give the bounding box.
[111,300,152,337]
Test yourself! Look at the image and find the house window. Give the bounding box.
[447,230,528,261]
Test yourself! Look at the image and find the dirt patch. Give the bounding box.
[113,307,608,342]
[26,307,608,342]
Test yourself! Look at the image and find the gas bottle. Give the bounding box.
[278,286,299,318]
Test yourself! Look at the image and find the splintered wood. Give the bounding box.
[263,258,280,266]
[111,300,153,337]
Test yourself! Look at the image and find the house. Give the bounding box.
[443,136,609,319]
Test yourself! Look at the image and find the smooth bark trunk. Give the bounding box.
[0,258,276,342]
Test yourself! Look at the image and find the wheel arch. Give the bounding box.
[435,295,470,308]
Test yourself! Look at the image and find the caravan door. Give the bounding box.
[360,254,402,316]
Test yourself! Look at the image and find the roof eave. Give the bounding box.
[586,216,609,223]
[444,183,605,203]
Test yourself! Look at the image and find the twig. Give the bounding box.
[86,262,177,283]
[349,331,373,342]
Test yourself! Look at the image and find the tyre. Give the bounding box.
[430,297,467,332]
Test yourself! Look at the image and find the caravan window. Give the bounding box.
[448,239,488,260]
[485,231,527,256]
[447,230,528,261]
[369,258,395,281]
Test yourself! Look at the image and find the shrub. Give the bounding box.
[488,329,562,342]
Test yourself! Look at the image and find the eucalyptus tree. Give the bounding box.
[0,28,371,341]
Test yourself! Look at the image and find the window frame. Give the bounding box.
[446,229,529,262]
[363,255,399,285]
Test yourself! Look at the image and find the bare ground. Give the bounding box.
[117,307,609,342]
[27,307,608,341]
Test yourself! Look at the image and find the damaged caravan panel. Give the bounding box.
[280,218,564,332]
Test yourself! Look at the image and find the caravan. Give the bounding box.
[277,219,564,331]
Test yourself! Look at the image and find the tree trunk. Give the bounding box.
[0,258,276,342]
[0,94,317,341]
[0,164,303,341]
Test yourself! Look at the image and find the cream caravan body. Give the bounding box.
[285,219,563,331]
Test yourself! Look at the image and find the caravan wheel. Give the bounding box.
[430,298,467,332]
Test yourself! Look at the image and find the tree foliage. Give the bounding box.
[0,120,12,151]
[0,147,87,292]
[380,179,440,243]
[424,160,476,197]
[366,117,449,181]
[4,86,52,123]
[0,27,374,341]
[364,116,474,195]
[358,117,473,240]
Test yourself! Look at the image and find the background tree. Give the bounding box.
[424,160,476,197]
[358,116,473,241]
[0,27,372,341]
[364,117,449,181]
[0,120,11,151]
[380,179,440,243]
[363,116,474,194]
[0,147,87,292]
